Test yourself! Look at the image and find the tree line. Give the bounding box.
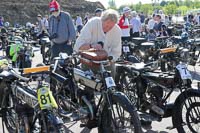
[108,0,200,16]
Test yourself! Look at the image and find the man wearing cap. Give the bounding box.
[118,7,132,42]
[95,8,103,17]
[49,0,76,60]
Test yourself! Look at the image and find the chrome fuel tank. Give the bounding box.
[73,68,102,91]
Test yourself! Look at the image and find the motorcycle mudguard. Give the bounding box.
[46,111,64,125]
[112,91,137,113]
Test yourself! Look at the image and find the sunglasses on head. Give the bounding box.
[50,7,58,12]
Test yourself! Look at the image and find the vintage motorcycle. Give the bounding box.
[115,57,200,133]
[0,63,66,133]
[49,51,143,133]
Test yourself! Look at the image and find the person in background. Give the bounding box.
[130,11,141,37]
[188,13,194,23]
[43,15,49,32]
[147,29,156,41]
[160,24,168,37]
[144,16,150,25]
[118,7,132,42]
[48,0,76,59]
[140,12,145,24]
[159,10,165,22]
[153,14,163,37]
[95,8,103,17]
[84,12,90,25]
[75,14,83,34]
[36,14,45,37]
[147,14,156,32]
[0,17,4,27]
[194,11,200,25]
[164,15,170,26]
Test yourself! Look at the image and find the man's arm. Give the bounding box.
[67,14,76,41]
[109,26,122,61]
[74,20,93,51]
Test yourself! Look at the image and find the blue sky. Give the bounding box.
[87,0,154,8]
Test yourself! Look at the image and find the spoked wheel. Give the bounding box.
[173,90,200,133]
[2,109,17,133]
[119,72,138,106]
[99,102,142,133]
[2,95,17,133]
[186,102,200,133]
[56,94,74,117]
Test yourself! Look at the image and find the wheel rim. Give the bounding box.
[110,103,135,133]
[186,102,200,133]
[180,96,200,132]
[120,73,138,106]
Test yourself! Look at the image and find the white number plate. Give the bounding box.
[105,77,116,88]
[123,46,130,53]
[176,64,192,80]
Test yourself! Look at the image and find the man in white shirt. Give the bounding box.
[74,9,121,79]
[147,14,156,31]
[130,11,141,37]
[74,9,121,62]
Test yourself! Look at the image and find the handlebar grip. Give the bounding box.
[10,69,30,81]
[53,60,59,73]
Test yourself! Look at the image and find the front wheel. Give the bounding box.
[98,94,142,133]
[2,95,17,133]
[172,90,200,133]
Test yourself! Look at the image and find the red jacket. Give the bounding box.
[118,16,129,29]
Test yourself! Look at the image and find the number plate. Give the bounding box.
[123,46,130,53]
[105,77,116,88]
[176,64,192,80]
[37,87,58,110]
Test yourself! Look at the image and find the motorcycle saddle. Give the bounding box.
[79,49,108,67]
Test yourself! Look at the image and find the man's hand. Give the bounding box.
[79,44,91,51]
[79,44,103,51]
[67,40,72,45]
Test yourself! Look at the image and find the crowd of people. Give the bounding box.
[0,0,200,63]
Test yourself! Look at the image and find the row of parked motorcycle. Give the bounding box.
[0,22,199,133]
